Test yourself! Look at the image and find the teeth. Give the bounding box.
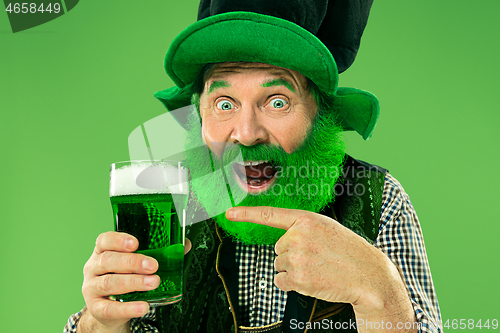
[248,179,262,186]
[237,160,268,166]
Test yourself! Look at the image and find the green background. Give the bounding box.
[1,1,498,331]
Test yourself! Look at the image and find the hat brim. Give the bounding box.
[157,11,379,140]
[335,87,379,140]
[166,12,338,93]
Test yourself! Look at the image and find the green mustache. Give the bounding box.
[221,143,288,167]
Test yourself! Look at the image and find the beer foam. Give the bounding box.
[110,162,188,196]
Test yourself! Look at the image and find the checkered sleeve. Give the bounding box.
[63,310,82,332]
[129,307,159,333]
[374,173,442,333]
[63,307,159,333]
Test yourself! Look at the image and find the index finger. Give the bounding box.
[225,206,304,230]
[95,231,138,255]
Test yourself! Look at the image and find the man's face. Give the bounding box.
[199,62,317,158]
[185,62,345,244]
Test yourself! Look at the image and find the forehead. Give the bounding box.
[203,62,308,90]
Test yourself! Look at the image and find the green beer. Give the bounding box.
[110,161,187,306]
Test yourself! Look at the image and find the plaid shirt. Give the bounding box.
[64,173,442,333]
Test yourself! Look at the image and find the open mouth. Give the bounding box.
[233,160,277,194]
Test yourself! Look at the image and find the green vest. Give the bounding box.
[157,155,387,333]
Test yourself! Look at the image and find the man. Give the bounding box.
[65,0,441,332]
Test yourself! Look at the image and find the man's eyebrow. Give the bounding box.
[207,80,231,95]
[260,78,296,93]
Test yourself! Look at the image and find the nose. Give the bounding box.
[229,106,269,146]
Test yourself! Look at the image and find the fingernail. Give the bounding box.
[142,258,156,271]
[226,208,235,219]
[125,238,135,250]
[136,302,149,315]
[144,275,159,288]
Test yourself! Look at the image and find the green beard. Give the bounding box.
[184,110,345,245]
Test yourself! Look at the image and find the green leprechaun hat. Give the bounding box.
[155,0,379,140]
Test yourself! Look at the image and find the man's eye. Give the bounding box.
[270,98,287,109]
[216,100,234,111]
